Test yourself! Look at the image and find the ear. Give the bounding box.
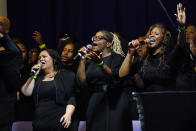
[106,42,112,48]
[53,59,57,65]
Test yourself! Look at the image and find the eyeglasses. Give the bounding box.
[92,36,106,41]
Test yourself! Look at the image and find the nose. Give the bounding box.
[63,50,68,55]
[39,56,44,61]
[149,34,156,38]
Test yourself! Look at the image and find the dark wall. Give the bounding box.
[7,0,196,49]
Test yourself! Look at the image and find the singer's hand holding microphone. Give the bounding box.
[128,38,151,54]
[31,62,42,76]
[75,44,103,64]
[74,44,92,60]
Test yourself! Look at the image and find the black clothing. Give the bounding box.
[85,53,132,131]
[33,81,65,129]
[15,63,34,121]
[0,123,12,131]
[0,34,21,127]
[32,70,77,131]
[176,46,196,90]
[131,44,185,91]
[62,61,78,73]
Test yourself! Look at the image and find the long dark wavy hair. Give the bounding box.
[141,23,172,70]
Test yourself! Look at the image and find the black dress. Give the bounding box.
[132,44,185,91]
[176,47,196,90]
[32,70,77,131]
[85,53,132,131]
[33,80,66,130]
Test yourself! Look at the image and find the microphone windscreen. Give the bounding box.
[86,44,92,50]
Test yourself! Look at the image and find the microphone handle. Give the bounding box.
[30,68,39,76]
[73,52,82,60]
[128,40,148,48]
[128,43,140,48]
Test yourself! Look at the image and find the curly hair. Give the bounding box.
[141,23,172,70]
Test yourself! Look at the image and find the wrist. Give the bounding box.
[97,61,104,66]
[64,112,72,117]
[178,25,186,32]
[127,51,134,57]
[32,75,37,79]
[39,43,46,49]
[80,59,86,63]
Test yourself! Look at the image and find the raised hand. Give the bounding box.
[32,31,43,45]
[175,3,186,26]
[128,40,137,55]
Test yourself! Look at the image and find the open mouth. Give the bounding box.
[40,61,46,66]
[92,42,98,46]
[150,38,155,42]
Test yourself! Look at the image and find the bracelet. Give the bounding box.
[32,75,37,79]
[178,26,186,32]
[97,61,104,66]
[39,43,46,49]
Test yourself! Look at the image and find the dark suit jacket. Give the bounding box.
[0,34,22,125]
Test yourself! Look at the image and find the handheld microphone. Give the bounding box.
[128,38,151,48]
[74,44,92,60]
[31,62,42,75]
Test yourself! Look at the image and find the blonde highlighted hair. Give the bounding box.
[98,30,125,57]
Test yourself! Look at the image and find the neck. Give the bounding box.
[101,49,112,58]
[63,60,73,66]
[44,68,55,75]
[152,46,163,55]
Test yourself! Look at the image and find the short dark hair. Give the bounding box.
[187,23,196,29]
[56,33,78,56]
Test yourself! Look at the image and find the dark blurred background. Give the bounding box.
[7,0,196,49]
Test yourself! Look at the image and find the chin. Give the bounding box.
[185,40,190,44]
[149,42,159,48]
[41,65,47,70]
[92,49,97,52]
[149,45,155,48]
[62,59,67,62]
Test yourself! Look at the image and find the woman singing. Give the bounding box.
[77,30,132,131]
[119,3,186,91]
[21,49,77,131]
